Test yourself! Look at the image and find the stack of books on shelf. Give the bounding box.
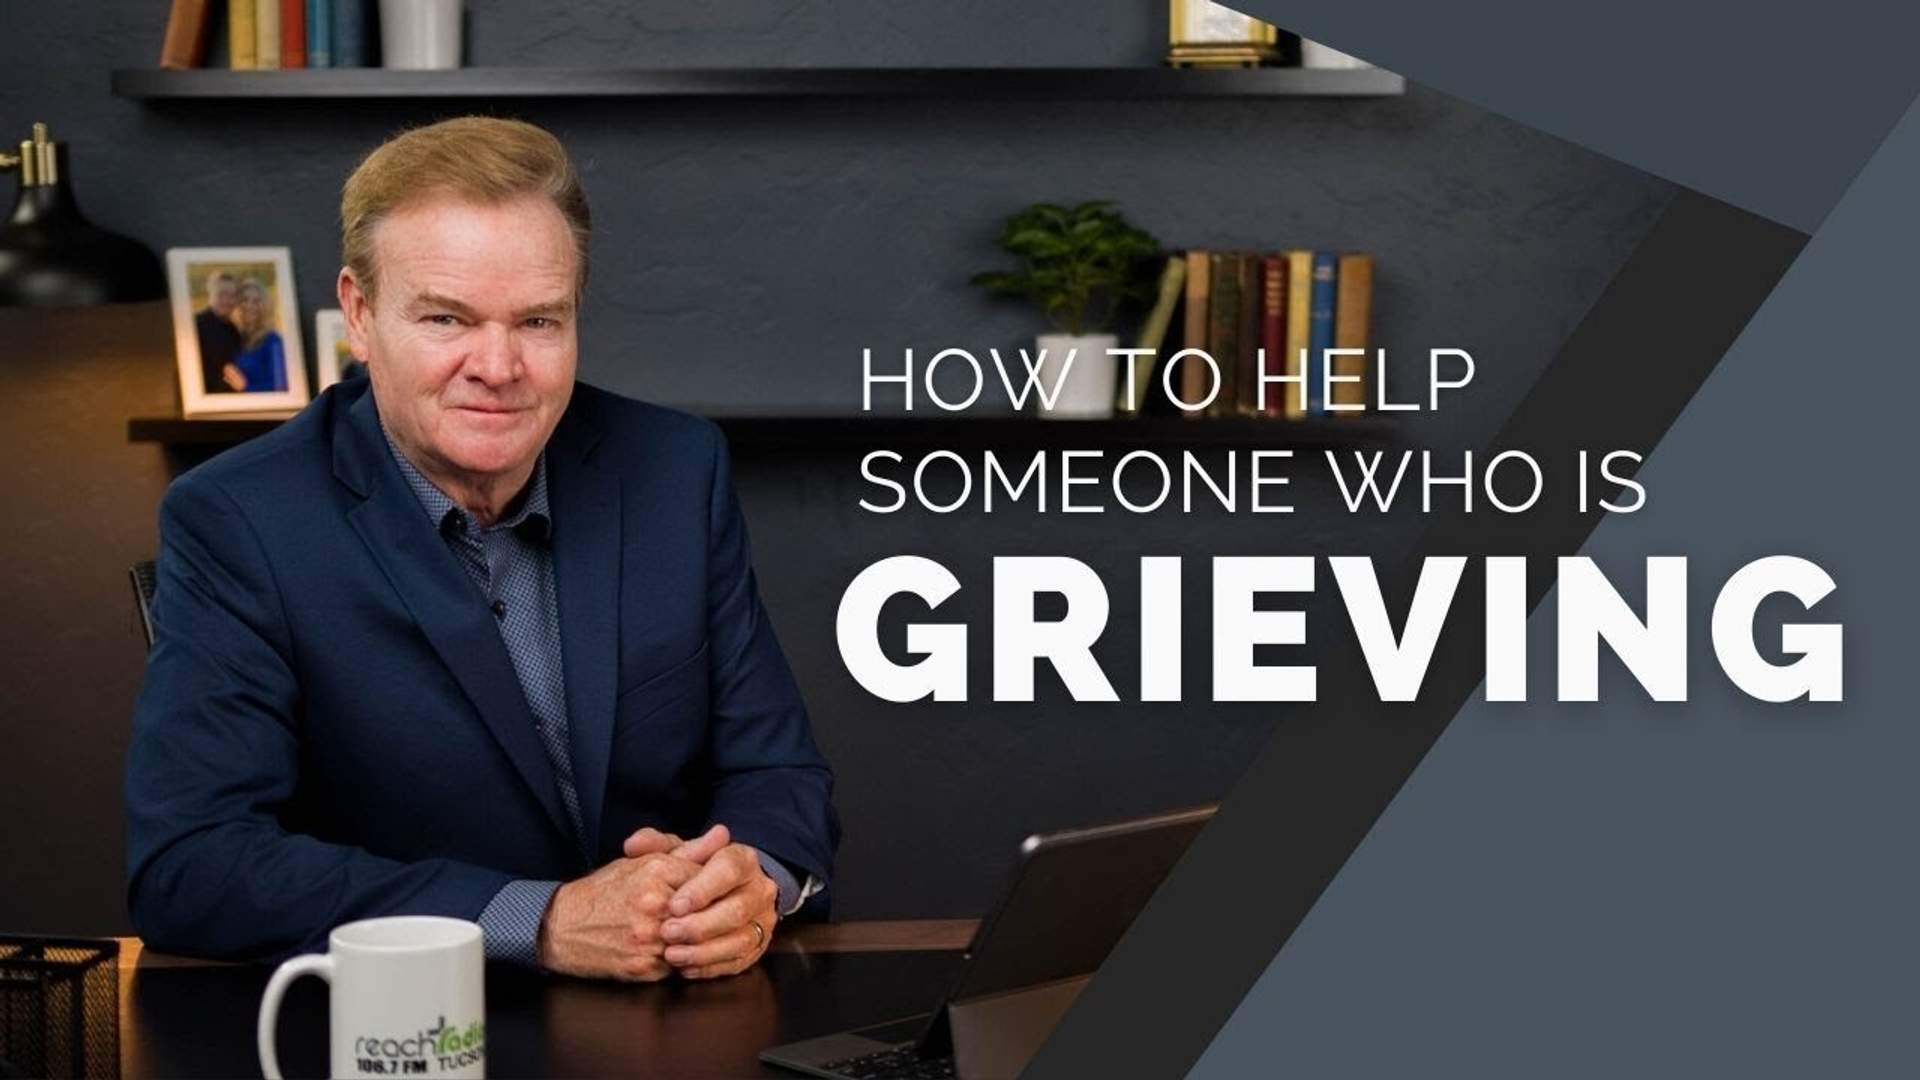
[1119,249,1375,421]
[160,0,376,70]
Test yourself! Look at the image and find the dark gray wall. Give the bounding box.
[0,1,1670,935]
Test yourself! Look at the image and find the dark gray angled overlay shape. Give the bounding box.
[1024,192,1806,1080]
[1234,0,1920,234]
[1194,88,1920,1080]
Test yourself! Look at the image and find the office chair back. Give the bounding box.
[131,559,157,652]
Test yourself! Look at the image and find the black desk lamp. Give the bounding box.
[0,122,165,306]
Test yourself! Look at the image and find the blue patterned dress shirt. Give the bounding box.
[380,422,801,965]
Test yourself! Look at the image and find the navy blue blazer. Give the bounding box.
[125,377,838,962]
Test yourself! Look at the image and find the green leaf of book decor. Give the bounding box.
[970,200,1162,336]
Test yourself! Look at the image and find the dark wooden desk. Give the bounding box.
[114,921,977,1078]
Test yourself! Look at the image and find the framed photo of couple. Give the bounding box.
[313,308,370,392]
[166,246,310,417]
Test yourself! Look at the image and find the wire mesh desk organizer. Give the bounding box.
[0,936,119,1079]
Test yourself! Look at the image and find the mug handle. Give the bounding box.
[257,953,334,1080]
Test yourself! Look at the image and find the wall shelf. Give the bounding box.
[110,66,1406,101]
[129,414,1394,451]
[129,417,284,445]
[115,63,1402,456]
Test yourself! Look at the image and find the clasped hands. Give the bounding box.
[536,823,779,982]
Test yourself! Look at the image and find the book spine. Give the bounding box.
[333,0,368,67]
[280,0,306,67]
[1180,250,1211,414]
[230,0,257,69]
[1259,254,1288,417]
[1234,254,1260,416]
[256,0,280,69]
[307,0,332,67]
[160,0,212,69]
[1333,254,1374,412]
[1123,257,1188,417]
[1205,253,1239,419]
[1284,251,1312,420]
[1307,253,1339,415]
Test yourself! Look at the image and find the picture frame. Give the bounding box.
[166,246,310,417]
[1167,0,1279,67]
[312,308,368,393]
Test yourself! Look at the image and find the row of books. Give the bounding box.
[1119,250,1375,419]
[160,0,375,70]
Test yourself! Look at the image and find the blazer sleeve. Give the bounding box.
[125,472,513,962]
[698,426,841,907]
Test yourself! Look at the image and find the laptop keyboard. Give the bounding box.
[819,1045,958,1079]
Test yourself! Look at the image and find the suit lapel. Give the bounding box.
[335,385,577,849]
[547,398,621,857]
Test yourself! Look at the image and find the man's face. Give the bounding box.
[208,278,237,316]
[341,194,579,485]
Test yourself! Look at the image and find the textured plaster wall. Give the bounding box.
[0,1,1671,932]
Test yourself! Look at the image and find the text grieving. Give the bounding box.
[835,555,1842,704]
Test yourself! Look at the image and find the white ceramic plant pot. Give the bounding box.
[380,0,464,70]
[1033,333,1118,420]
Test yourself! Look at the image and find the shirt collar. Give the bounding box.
[378,418,552,544]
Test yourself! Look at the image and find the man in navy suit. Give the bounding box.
[126,117,839,981]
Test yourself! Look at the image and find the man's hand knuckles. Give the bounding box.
[699,893,744,927]
[630,875,675,901]
[680,913,731,945]
[622,885,664,918]
[710,894,753,933]
[723,844,758,874]
[619,956,668,982]
[630,888,669,918]
[554,847,779,984]
[642,855,697,883]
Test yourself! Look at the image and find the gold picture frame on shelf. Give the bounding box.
[1167,0,1280,68]
[165,246,310,418]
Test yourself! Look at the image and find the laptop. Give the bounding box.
[760,804,1216,1080]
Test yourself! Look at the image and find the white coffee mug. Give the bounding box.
[257,916,486,1080]
[380,0,464,70]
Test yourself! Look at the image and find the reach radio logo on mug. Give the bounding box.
[352,1014,486,1076]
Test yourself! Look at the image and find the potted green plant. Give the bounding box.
[971,200,1161,419]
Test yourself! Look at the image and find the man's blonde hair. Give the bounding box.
[340,116,591,303]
